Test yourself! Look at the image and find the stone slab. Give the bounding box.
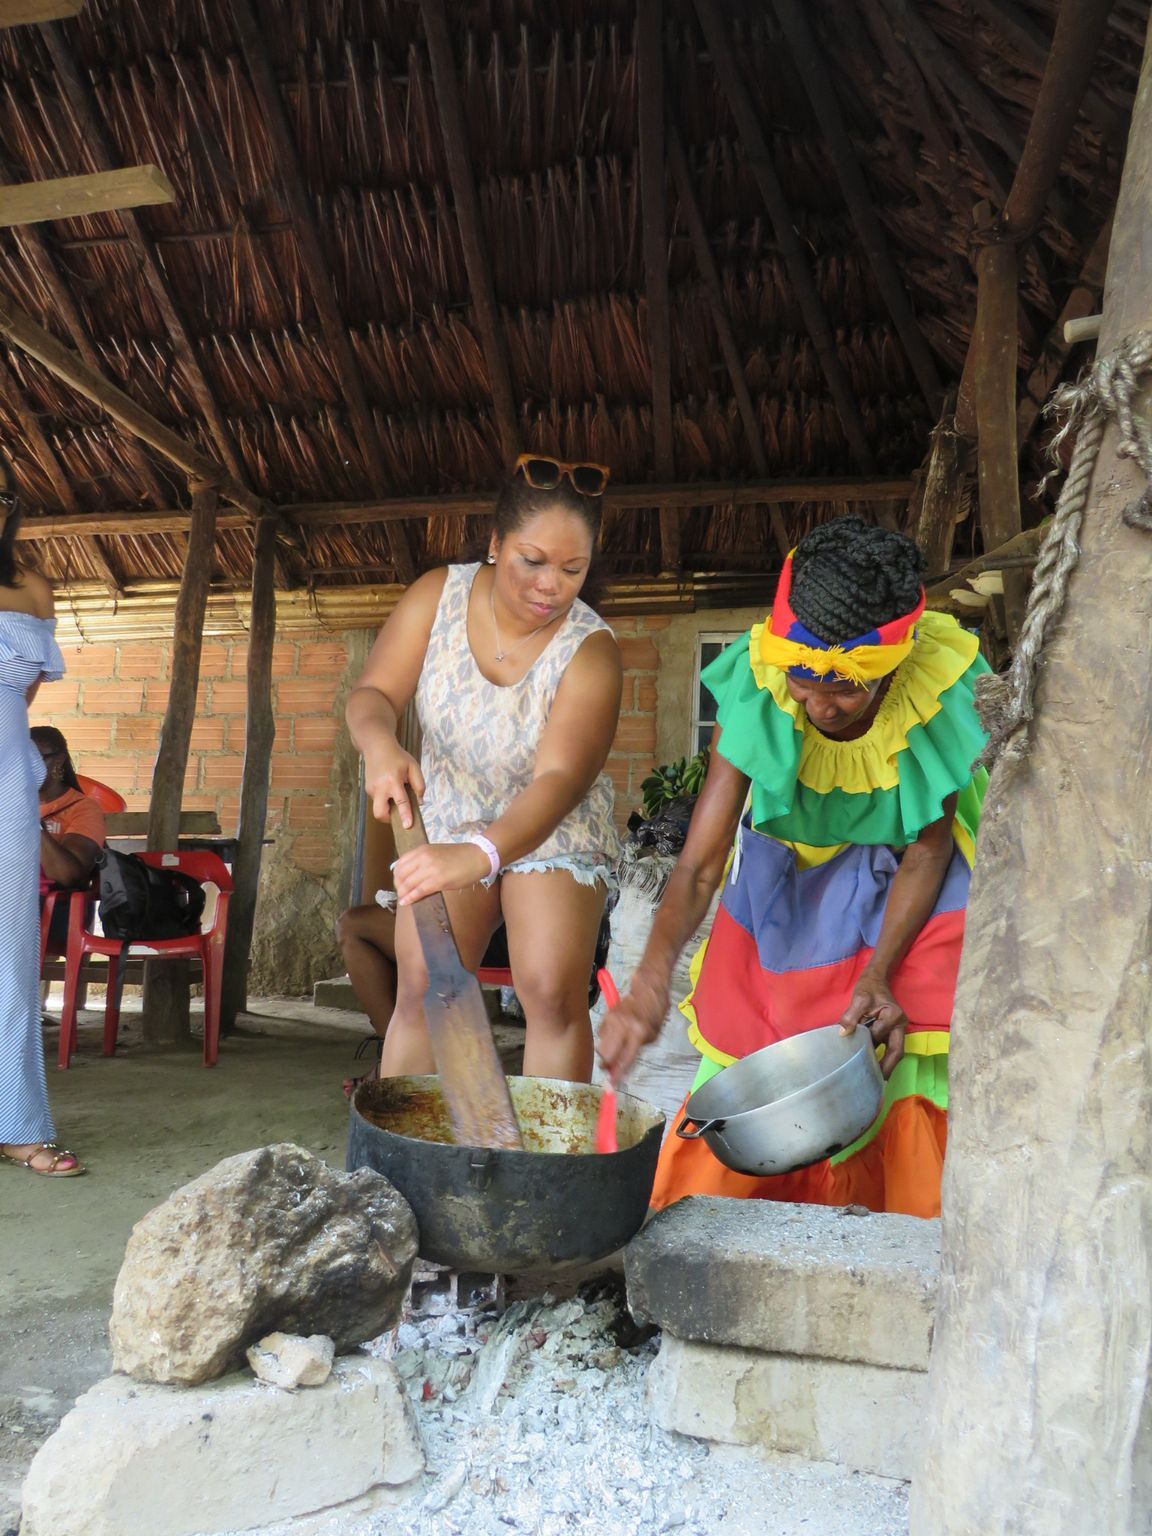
[20,1357,423,1536]
[626,1196,939,1370]
[648,1333,924,1482]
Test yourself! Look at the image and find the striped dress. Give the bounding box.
[0,610,64,1145]
[651,610,989,1218]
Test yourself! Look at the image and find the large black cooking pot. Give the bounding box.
[347,1074,665,1272]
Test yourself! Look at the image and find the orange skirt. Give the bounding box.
[650,1092,947,1219]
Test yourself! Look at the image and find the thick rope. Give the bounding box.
[976,329,1152,768]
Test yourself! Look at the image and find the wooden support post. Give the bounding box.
[637,0,678,573]
[219,516,277,1035]
[667,128,788,560]
[770,0,942,414]
[912,26,1152,1532]
[0,165,174,229]
[972,241,1027,640]
[693,0,875,473]
[912,395,967,579]
[420,0,521,473]
[143,482,218,1046]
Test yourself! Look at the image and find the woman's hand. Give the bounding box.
[392,842,491,906]
[364,744,426,828]
[598,969,671,1086]
[839,969,907,1079]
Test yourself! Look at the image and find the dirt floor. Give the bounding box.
[0,996,527,1532]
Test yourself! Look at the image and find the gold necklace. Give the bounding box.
[489,583,562,663]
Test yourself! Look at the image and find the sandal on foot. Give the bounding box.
[0,1142,86,1178]
[343,1035,384,1099]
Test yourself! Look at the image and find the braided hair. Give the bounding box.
[789,518,925,644]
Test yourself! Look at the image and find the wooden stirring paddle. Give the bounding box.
[390,793,522,1150]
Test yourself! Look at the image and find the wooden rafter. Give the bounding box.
[0,0,81,23]
[1018,214,1113,447]
[42,30,260,508]
[420,0,521,473]
[0,350,122,594]
[0,165,174,229]
[771,0,942,415]
[693,0,875,474]
[666,127,788,561]
[637,0,678,573]
[227,0,415,585]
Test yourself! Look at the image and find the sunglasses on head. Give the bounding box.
[515,453,610,498]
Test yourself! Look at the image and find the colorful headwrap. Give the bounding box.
[756,550,926,686]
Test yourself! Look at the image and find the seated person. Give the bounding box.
[33,726,106,949]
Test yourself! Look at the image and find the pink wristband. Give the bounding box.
[468,833,501,887]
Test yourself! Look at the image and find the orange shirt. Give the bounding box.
[40,790,106,893]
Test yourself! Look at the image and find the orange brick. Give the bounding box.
[608,618,639,638]
[202,755,244,790]
[52,718,114,754]
[291,835,332,876]
[82,755,139,793]
[209,681,250,715]
[612,715,657,754]
[188,717,227,751]
[63,643,118,677]
[604,759,633,796]
[636,677,658,713]
[270,755,332,792]
[284,796,331,831]
[617,637,659,672]
[82,681,146,714]
[117,643,169,679]
[638,615,672,631]
[296,641,348,677]
[275,680,338,715]
[123,790,152,812]
[229,642,297,679]
[292,717,341,752]
[194,643,230,678]
[114,715,169,749]
[143,683,170,714]
[35,679,80,713]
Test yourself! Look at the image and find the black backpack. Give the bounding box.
[95,848,206,941]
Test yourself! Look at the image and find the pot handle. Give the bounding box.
[676,1114,725,1141]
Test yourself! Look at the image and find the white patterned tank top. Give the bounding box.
[416,563,621,875]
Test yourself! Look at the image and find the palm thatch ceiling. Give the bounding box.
[0,0,1143,602]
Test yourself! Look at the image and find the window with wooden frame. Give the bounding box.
[690,632,744,755]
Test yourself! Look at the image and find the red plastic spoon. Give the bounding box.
[595,968,621,1154]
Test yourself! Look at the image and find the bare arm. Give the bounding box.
[598,729,750,1081]
[23,572,54,703]
[392,629,624,904]
[345,570,445,828]
[839,792,958,1077]
[40,830,100,887]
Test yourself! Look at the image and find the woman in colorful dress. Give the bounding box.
[599,518,987,1218]
[0,464,84,1177]
[346,456,621,1085]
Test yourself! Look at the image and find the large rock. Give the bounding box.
[626,1196,939,1371]
[20,1357,423,1536]
[110,1143,418,1385]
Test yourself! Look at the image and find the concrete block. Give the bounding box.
[626,1196,939,1370]
[312,976,361,1012]
[20,1357,423,1536]
[648,1332,924,1481]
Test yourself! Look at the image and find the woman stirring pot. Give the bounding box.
[346,455,622,1085]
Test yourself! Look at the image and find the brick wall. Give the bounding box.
[32,616,667,881]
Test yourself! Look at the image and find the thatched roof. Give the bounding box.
[0,0,1142,605]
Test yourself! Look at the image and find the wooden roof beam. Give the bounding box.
[666,126,789,561]
[0,165,173,229]
[0,349,122,594]
[221,0,417,585]
[967,0,1122,140]
[771,0,942,415]
[0,0,80,22]
[637,0,678,573]
[693,0,875,474]
[420,0,521,474]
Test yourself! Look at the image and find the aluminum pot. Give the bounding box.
[347,1074,665,1272]
[676,1024,884,1177]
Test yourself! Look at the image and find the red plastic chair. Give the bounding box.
[476,964,514,988]
[74,774,128,814]
[40,879,99,975]
[57,851,232,1070]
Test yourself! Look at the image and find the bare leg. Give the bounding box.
[501,871,606,1083]
[335,903,398,1042]
[378,883,503,1077]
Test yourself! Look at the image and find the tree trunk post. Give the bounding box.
[219,515,277,1034]
[911,29,1152,1535]
[142,481,218,1045]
